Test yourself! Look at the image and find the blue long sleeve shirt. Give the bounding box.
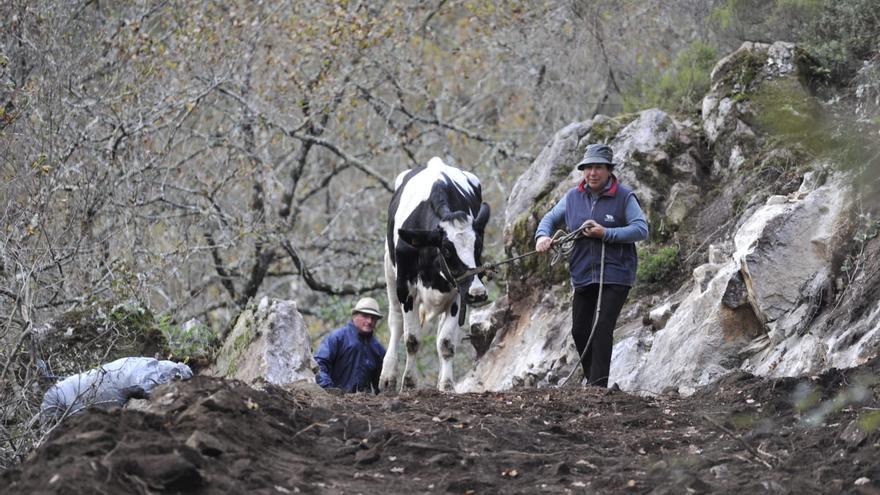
[535,182,648,243]
[535,177,649,287]
[314,321,386,393]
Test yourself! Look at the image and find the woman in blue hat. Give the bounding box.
[534,144,649,387]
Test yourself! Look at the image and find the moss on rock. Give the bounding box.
[713,48,767,100]
[212,305,257,378]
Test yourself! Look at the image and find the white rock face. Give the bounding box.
[456,290,575,392]
[211,297,319,386]
[612,173,855,394]
[611,108,681,206]
[665,183,701,227]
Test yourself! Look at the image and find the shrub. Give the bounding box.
[621,41,718,115]
[637,245,681,284]
[157,314,218,364]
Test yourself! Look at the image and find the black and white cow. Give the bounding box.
[381,157,490,391]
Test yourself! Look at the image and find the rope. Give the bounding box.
[547,228,586,265]
[437,221,606,387]
[451,228,588,285]
[558,241,605,388]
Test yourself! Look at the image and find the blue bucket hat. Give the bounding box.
[576,143,615,170]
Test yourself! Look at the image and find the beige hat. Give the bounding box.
[351,297,383,319]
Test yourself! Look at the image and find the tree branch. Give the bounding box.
[203,231,237,302]
[281,241,384,295]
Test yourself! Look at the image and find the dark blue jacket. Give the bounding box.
[314,321,386,393]
[536,176,648,288]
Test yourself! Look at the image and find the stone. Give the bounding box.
[210,298,318,386]
[665,183,701,227]
[721,271,749,309]
[648,302,675,330]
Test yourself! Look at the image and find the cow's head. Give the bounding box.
[398,202,490,305]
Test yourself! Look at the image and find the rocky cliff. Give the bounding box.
[459,41,880,395]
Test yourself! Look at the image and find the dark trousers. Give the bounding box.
[571,283,630,387]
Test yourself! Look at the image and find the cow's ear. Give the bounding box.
[473,202,491,232]
[398,228,443,248]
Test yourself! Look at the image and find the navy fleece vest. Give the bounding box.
[564,181,639,287]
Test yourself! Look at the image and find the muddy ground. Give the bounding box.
[3,358,880,495]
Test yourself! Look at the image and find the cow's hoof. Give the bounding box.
[402,375,417,390]
[438,380,454,392]
[379,377,397,393]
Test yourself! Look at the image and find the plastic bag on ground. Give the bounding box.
[41,356,193,418]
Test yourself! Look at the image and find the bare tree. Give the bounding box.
[1,0,741,469]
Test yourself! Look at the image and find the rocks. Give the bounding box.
[460,40,880,397]
[702,42,807,174]
[210,297,319,387]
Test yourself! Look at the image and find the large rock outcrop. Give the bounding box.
[459,41,880,395]
[612,171,856,394]
[459,105,704,392]
[211,297,318,386]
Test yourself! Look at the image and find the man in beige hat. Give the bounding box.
[314,297,386,393]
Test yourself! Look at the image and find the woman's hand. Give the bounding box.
[535,236,553,252]
[582,220,605,239]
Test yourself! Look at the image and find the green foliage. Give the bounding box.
[621,41,718,114]
[746,73,879,182]
[713,48,766,99]
[729,413,757,429]
[637,245,680,285]
[312,295,354,330]
[841,211,880,283]
[713,0,880,80]
[589,114,637,143]
[749,78,822,146]
[858,410,880,432]
[157,314,217,363]
[793,384,822,413]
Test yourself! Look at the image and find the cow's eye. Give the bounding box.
[441,246,451,257]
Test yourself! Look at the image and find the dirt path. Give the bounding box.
[4,359,879,494]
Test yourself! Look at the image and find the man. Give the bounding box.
[534,143,648,387]
[314,297,386,393]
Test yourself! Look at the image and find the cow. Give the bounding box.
[380,157,490,392]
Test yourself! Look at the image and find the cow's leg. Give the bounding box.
[380,250,402,392]
[436,300,462,391]
[400,303,423,390]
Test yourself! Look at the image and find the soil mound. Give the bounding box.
[3,360,880,494]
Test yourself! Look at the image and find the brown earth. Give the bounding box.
[3,358,880,495]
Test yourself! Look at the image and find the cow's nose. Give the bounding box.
[466,279,488,304]
[466,292,488,305]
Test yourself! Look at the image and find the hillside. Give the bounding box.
[3,1,880,491]
[4,357,880,494]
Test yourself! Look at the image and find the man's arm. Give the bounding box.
[314,333,339,389]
